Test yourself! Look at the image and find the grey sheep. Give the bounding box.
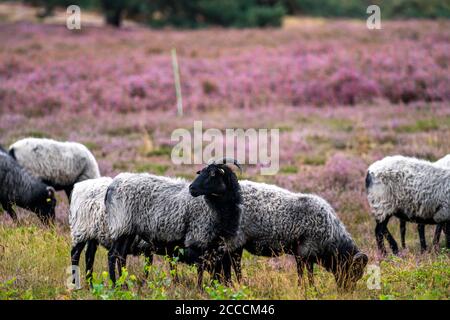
[0,151,56,224]
[215,180,368,291]
[366,155,450,255]
[69,177,151,285]
[104,159,242,285]
[399,154,450,252]
[9,138,100,200]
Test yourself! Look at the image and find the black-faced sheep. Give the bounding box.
[9,138,100,200]
[104,158,242,285]
[0,151,56,224]
[366,155,450,256]
[213,180,368,291]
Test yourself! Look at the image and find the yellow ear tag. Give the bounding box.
[46,198,52,203]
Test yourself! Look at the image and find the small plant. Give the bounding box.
[90,269,138,300]
[204,280,250,300]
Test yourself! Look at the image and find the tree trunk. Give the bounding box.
[105,8,123,27]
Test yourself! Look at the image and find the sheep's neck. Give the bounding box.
[206,191,242,240]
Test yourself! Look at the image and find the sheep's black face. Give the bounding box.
[189,164,229,197]
[335,252,368,292]
[34,187,57,225]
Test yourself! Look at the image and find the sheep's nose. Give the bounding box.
[189,185,200,197]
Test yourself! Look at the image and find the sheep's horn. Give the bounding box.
[210,157,243,174]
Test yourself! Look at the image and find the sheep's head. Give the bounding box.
[189,157,242,199]
[34,186,57,225]
[334,251,368,292]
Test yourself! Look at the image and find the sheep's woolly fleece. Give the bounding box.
[105,173,226,250]
[367,155,450,223]
[9,138,100,187]
[230,180,355,257]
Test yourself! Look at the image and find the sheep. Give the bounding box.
[0,151,56,224]
[366,155,450,256]
[69,177,153,285]
[104,158,243,285]
[398,154,450,252]
[210,180,368,291]
[9,138,101,200]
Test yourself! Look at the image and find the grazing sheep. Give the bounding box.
[9,138,100,200]
[104,158,242,285]
[366,155,450,255]
[213,180,368,291]
[69,177,152,285]
[0,152,56,224]
[399,154,450,252]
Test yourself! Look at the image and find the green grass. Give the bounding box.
[0,224,448,300]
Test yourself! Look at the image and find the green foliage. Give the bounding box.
[204,280,250,300]
[290,0,450,19]
[17,0,450,28]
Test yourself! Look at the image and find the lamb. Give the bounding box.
[366,155,450,256]
[104,158,242,285]
[0,151,56,224]
[399,154,450,252]
[69,177,152,285]
[212,180,368,291]
[9,138,101,200]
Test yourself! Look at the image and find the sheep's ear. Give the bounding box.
[46,186,55,198]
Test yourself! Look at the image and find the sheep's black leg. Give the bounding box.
[71,241,86,285]
[375,222,387,256]
[220,252,233,286]
[85,240,98,286]
[383,223,399,255]
[231,249,243,283]
[117,236,132,278]
[108,241,121,285]
[432,224,443,249]
[445,223,450,249]
[399,219,406,249]
[418,224,427,253]
[295,255,306,286]
[64,186,74,203]
[197,263,204,289]
[2,202,17,222]
[306,261,315,287]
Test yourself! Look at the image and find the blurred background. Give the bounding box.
[1,0,450,27]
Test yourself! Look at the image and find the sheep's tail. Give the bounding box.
[365,171,373,191]
[104,183,133,241]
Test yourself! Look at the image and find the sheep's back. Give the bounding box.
[10,138,98,186]
[236,181,340,253]
[105,173,192,244]
[367,156,450,222]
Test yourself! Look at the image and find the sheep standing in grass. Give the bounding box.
[366,155,450,256]
[9,138,100,200]
[212,180,368,291]
[0,151,56,224]
[399,154,450,252]
[104,158,242,285]
[69,177,152,285]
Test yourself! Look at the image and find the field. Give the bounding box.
[0,16,449,300]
